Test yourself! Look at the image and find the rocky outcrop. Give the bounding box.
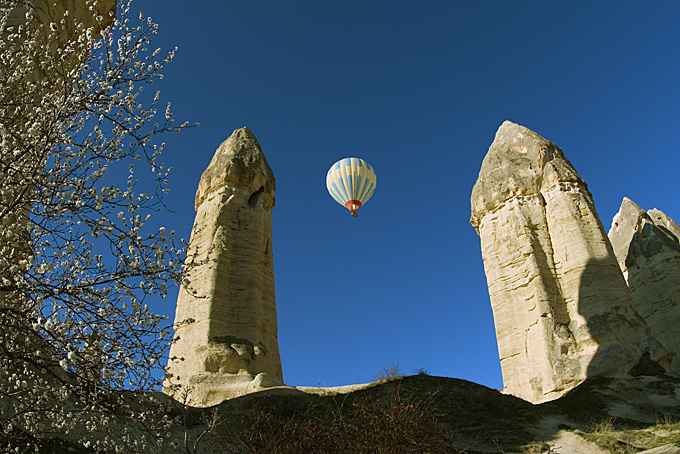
[3,0,116,52]
[28,0,115,34]
[165,127,283,406]
[1,0,115,307]
[470,121,669,403]
[609,198,680,374]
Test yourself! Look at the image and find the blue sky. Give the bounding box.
[136,1,680,389]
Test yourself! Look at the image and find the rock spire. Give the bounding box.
[470,121,669,403]
[609,198,680,374]
[165,127,283,406]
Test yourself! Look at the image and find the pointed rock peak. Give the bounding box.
[609,197,680,274]
[488,121,550,153]
[609,197,649,245]
[219,126,266,161]
[224,126,259,149]
[619,197,646,220]
[621,196,642,210]
[470,122,581,229]
[611,201,680,253]
[195,127,275,210]
[647,208,680,241]
[496,120,546,140]
[232,126,255,138]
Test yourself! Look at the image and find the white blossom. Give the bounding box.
[0,0,197,450]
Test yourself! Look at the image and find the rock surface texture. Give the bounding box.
[470,121,669,404]
[609,198,680,374]
[165,127,283,406]
[4,0,116,48]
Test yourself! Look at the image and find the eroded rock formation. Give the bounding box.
[609,198,680,374]
[470,121,669,403]
[165,127,283,406]
[3,0,116,54]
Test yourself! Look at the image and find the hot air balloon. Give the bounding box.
[326,157,377,217]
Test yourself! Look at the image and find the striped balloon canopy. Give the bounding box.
[326,157,377,217]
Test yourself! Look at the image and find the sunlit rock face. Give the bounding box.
[609,198,680,375]
[470,121,669,404]
[4,0,116,40]
[0,0,116,305]
[165,127,283,406]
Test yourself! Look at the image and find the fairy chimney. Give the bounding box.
[165,127,283,406]
[470,121,670,404]
[609,198,680,374]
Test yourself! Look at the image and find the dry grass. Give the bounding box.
[520,441,554,453]
[589,415,617,434]
[579,415,680,454]
[372,361,404,381]
[219,385,454,454]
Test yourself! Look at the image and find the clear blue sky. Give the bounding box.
[136,1,680,389]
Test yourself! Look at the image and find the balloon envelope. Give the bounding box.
[326,157,376,216]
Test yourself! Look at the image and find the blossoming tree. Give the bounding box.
[0,0,194,450]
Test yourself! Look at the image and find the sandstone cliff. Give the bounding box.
[609,198,680,374]
[3,0,115,52]
[470,121,669,403]
[165,127,283,406]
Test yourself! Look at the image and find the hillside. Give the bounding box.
[172,373,680,453]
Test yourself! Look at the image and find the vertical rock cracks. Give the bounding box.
[609,198,680,375]
[164,127,283,406]
[471,121,669,403]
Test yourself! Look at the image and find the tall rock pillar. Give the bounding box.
[609,198,680,375]
[165,127,283,406]
[470,121,669,403]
